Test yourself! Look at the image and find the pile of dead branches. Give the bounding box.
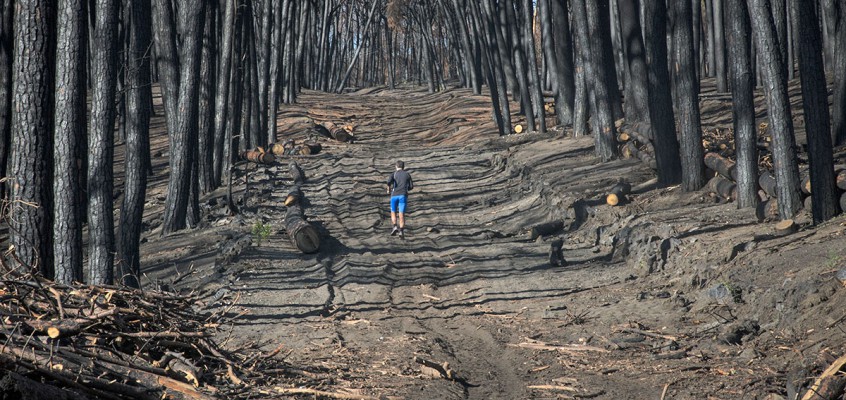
[0,260,310,399]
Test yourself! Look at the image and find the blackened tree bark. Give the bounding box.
[617,0,650,124]
[725,0,758,209]
[692,0,702,78]
[53,0,87,284]
[0,0,12,204]
[213,0,237,186]
[670,0,705,191]
[449,0,481,94]
[770,0,788,76]
[832,2,846,146]
[538,0,574,126]
[521,0,545,133]
[643,0,683,184]
[747,0,802,218]
[508,1,535,131]
[596,0,623,120]
[88,0,119,285]
[11,0,55,276]
[570,0,589,137]
[793,0,838,223]
[118,0,152,288]
[161,0,206,234]
[575,0,616,160]
[713,0,728,92]
[267,0,290,144]
[197,1,216,194]
[478,0,512,135]
[151,0,179,136]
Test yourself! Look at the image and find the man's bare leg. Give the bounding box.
[398,213,405,230]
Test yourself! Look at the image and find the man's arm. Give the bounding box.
[386,173,395,194]
[407,174,413,191]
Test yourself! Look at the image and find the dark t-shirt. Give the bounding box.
[387,170,413,196]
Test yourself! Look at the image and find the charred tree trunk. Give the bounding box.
[748,0,802,218]
[53,0,88,283]
[573,0,617,160]
[670,0,706,191]
[725,0,759,209]
[118,0,153,288]
[521,0,546,134]
[0,0,12,206]
[793,0,838,223]
[538,0,574,126]
[53,0,87,284]
[213,0,237,187]
[713,0,728,92]
[617,0,650,124]
[161,0,206,234]
[643,0,683,184]
[88,0,120,285]
[197,1,216,194]
[832,2,846,146]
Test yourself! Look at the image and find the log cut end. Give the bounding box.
[514,124,523,134]
[289,219,320,253]
[774,219,797,236]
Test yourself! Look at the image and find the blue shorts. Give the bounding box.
[390,195,407,213]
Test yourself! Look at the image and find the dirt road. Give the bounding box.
[143,86,846,399]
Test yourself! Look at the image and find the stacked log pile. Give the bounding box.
[283,161,320,253]
[0,263,298,399]
[616,120,846,220]
[270,139,322,156]
[617,122,657,169]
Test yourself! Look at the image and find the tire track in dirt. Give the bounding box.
[219,87,657,399]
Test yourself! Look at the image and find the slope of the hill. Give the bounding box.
[138,84,846,400]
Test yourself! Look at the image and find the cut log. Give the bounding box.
[320,122,353,142]
[241,150,275,164]
[514,124,524,133]
[756,198,779,221]
[284,205,320,253]
[804,195,813,211]
[270,142,286,156]
[704,152,738,182]
[623,142,657,169]
[841,192,846,213]
[836,169,846,191]
[801,175,812,195]
[707,175,737,201]
[528,221,565,240]
[289,162,305,185]
[758,171,777,198]
[606,182,632,206]
[617,132,630,142]
[774,219,797,236]
[284,186,302,207]
[620,121,654,141]
[298,142,322,155]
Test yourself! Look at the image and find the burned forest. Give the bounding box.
[2,0,846,398]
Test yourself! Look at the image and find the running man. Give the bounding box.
[386,161,413,237]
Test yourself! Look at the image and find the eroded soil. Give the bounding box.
[139,84,846,400]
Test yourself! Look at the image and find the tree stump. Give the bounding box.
[774,219,797,236]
